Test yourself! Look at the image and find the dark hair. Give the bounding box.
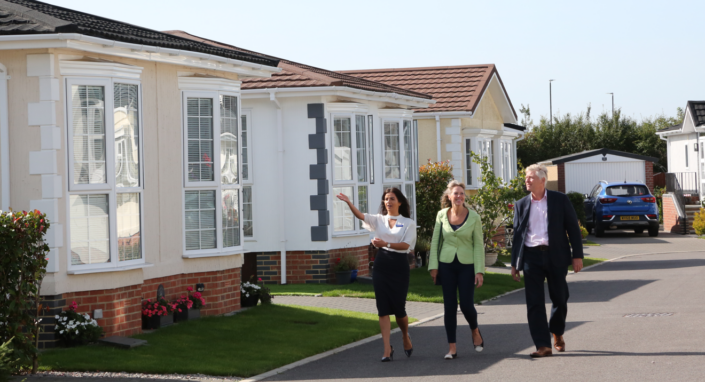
[378,188,411,218]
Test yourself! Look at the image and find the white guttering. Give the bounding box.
[269,91,287,284]
[412,111,473,119]
[435,115,442,162]
[0,34,281,77]
[0,64,8,210]
[242,86,434,108]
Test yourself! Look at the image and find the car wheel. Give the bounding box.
[595,224,605,237]
[634,228,644,234]
[648,226,659,237]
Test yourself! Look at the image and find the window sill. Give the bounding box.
[182,249,243,259]
[332,231,370,238]
[67,262,154,275]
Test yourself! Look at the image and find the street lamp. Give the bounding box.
[607,92,614,127]
[549,79,555,126]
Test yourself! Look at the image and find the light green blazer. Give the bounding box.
[428,207,485,273]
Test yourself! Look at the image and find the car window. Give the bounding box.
[606,185,649,196]
[592,186,603,198]
[587,185,598,198]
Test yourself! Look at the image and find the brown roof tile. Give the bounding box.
[339,65,516,117]
[163,30,433,101]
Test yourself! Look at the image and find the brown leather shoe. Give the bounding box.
[529,347,553,358]
[553,334,565,352]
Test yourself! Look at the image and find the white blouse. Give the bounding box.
[363,213,417,253]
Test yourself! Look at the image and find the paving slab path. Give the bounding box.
[262,250,705,382]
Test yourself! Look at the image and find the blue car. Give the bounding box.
[583,181,659,237]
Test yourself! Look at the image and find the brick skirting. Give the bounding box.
[38,267,241,349]
[256,245,370,284]
[662,194,680,233]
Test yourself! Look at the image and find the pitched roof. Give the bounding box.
[0,0,279,67]
[540,148,659,165]
[687,101,705,126]
[164,30,433,101]
[658,123,682,133]
[338,65,516,117]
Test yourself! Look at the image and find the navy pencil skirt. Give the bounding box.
[373,248,410,317]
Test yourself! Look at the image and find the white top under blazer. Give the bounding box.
[363,213,417,254]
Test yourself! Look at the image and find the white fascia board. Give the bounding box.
[379,108,414,119]
[241,86,434,108]
[327,102,369,114]
[412,111,474,119]
[462,128,516,139]
[0,34,280,78]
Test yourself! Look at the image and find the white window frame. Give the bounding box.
[465,138,474,187]
[65,77,146,272]
[181,89,244,258]
[243,185,255,240]
[500,140,513,182]
[331,112,371,235]
[241,109,254,185]
[382,118,410,184]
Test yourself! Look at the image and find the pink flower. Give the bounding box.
[187,286,193,292]
[258,278,262,282]
[178,309,182,312]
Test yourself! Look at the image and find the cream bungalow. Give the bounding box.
[0,0,281,345]
[165,31,435,285]
[341,65,526,193]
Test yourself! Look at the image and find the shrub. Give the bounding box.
[141,297,176,318]
[579,224,589,239]
[186,286,206,309]
[567,192,586,227]
[416,160,454,242]
[693,208,705,236]
[240,280,261,300]
[55,302,103,347]
[0,337,17,382]
[0,209,51,373]
[333,253,359,272]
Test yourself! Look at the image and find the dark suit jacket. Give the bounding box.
[511,190,584,269]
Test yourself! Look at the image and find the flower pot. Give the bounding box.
[485,252,499,268]
[188,308,201,320]
[350,269,358,282]
[160,313,174,327]
[335,270,352,285]
[142,315,160,330]
[174,308,189,323]
[241,293,259,307]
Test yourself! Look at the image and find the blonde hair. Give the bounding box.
[526,163,548,181]
[440,180,467,209]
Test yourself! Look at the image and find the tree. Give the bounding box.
[415,160,454,242]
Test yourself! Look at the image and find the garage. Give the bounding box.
[539,148,659,195]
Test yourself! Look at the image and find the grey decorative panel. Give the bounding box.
[308,134,325,149]
[310,195,327,210]
[318,210,330,226]
[315,118,327,133]
[317,179,328,195]
[316,149,328,164]
[310,164,326,179]
[308,103,324,119]
[311,226,328,242]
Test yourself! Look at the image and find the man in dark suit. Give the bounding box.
[511,164,584,358]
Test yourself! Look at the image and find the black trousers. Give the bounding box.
[522,246,570,349]
[439,256,478,343]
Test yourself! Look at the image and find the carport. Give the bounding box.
[539,148,658,194]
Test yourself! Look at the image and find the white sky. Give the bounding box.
[43,0,704,123]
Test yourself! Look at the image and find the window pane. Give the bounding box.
[241,114,249,181]
[405,183,415,221]
[222,189,240,247]
[368,115,375,184]
[358,186,367,230]
[243,186,253,237]
[333,186,354,232]
[404,120,413,181]
[334,117,353,181]
[186,98,214,182]
[413,120,419,182]
[117,193,141,261]
[184,190,216,250]
[220,95,239,185]
[356,116,367,182]
[465,139,473,185]
[384,122,400,179]
[114,83,140,188]
[72,85,106,185]
[70,194,110,265]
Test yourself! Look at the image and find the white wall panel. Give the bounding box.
[565,161,645,194]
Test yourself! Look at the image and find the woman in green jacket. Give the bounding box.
[429,180,485,359]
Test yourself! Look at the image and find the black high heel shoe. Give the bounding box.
[381,345,394,362]
[404,334,413,358]
[474,329,485,352]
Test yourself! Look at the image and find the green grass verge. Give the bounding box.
[584,240,600,246]
[570,257,606,271]
[39,305,403,378]
[270,267,524,304]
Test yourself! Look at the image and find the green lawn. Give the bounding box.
[584,240,600,246]
[39,305,402,378]
[270,267,524,304]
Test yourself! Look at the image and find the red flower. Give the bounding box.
[187,286,193,292]
[508,204,514,210]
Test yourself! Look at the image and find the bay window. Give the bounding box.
[382,114,417,221]
[500,140,512,182]
[241,110,254,239]
[181,84,243,257]
[66,77,144,271]
[465,138,474,186]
